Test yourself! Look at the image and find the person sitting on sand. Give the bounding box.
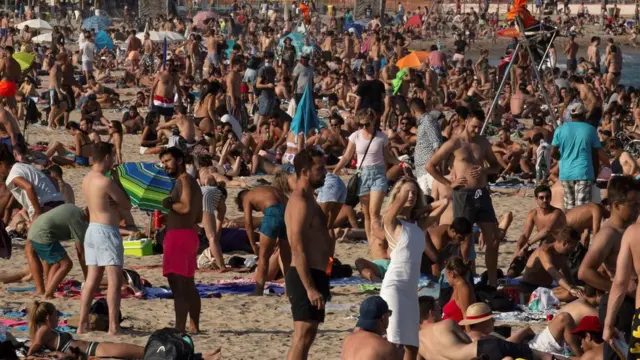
[27,300,145,359]
[565,201,610,248]
[423,217,473,277]
[571,317,606,360]
[121,105,144,134]
[462,302,534,343]
[80,117,101,143]
[510,82,543,118]
[85,76,120,108]
[492,126,527,177]
[520,227,585,302]
[236,186,289,295]
[26,204,89,299]
[106,121,123,164]
[45,165,74,204]
[528,287,602,356]
[80,94,109,127]
[509,184,567,278]
[44,121,92,167]
[341,296,402,360]
[157,105,197,147]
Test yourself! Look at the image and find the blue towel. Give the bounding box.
[7,285,36,293]
[143,283,285,299]
[330,275,435,288]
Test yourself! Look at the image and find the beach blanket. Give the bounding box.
[332,275,436,288]
[143,283,285,299]
[1,310,74,333]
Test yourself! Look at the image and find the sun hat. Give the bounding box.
[458,302,494,326]
[355,296,392,331]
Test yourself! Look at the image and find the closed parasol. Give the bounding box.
[112,162,175,213]
[396,51,430,69]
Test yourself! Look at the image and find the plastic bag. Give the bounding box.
[528,287,559,312]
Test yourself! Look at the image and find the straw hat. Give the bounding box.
[458,303,494,326]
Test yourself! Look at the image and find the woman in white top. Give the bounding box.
[378,177,427,360]
[333,108,400,249]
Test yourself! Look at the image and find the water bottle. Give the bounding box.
[437,39,441,51]
[0,323,7,342]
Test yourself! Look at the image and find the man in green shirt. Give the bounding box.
[27,204,89,299]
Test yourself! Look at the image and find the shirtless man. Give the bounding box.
[149,59,184,121]
[321,31,335,63]
[492,126,525,176]
[426,109,503,286]
[510,82,542,118]
[126,29,142,73]
[522,116,553,144]
[78,142,132,335]
[285,148,331,360]
[260,28,275,53]
[0,97,23,153]
[569,76,602,128]
[564,35,579,75]
[529,291,601,356]
[587,36,601,69]
[156,106,196,145]
[226,57,243,124]
[566,201,610,247]
[160,147,203,333]
[578,176,638,296]
[369,34,382,74]
[0,46,21,116]
[423,218,473,276]
[141,32,154,74]
[59,53,77,128]
[235,186,289,295]
[342,32,355,63]
[204,30,223,75]
[520,227,584,302]
[341,296,401,360]
[380,59,399,130]
[509,184,567,277]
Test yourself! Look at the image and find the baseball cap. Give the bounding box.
[365,64,375,76]
[570,102,586,116]
[570,316,601,335]
[356,296,391,331]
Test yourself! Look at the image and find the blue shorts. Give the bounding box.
[259,204,287,240]
[358,165,388,196]
[317,173,347,203]
[31,240,67,264]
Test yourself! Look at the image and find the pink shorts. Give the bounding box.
[163,229,199,278]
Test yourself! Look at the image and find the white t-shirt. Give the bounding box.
[221,114,243,142]
[348,130,389,167]
[81,41,96,62]
[5,163,64,219]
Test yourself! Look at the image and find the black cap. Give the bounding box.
[356,296,391,331]
[365,64,375,76]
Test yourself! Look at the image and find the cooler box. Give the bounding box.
[124,238,153,257]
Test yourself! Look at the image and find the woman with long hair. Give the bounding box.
[378,177,426,360]
[442,257,476,324]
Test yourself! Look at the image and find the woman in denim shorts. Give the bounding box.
[333,108,400,247]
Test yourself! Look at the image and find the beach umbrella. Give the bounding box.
[136,31,185,43]
[496,27,520,38]
[31,32,52,44]
[346,23,364,37]
[16,19,53,30]
[291,83,319,139]
[396,51,429,69]
[404,14,422,29]
[82,15,112,30]
[113,162,175,213]
[95,30,113,51]
[12,52,34,71]
[193,10,217,29]
[354,18,371,27]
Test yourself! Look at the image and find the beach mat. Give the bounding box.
[142,282,285,299]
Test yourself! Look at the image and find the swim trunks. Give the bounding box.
[529,327,564,353]
[163,228,199,278]
[566,58,578,72]
[31,240,67,264]
[152,95,175,118]
[476,338,533,360]
[0,133,24,153]
[259,203,287,240]
[0,80,17,98]
[452,187,497,224]
[286,266,331,322]
[84,222,123,267]
[629,308,640,359]
[372,259,391,278]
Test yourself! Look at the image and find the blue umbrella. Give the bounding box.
[346,23,364,38]
[82,15,112,30]
[94,30,113,50]
[291,83,319,138]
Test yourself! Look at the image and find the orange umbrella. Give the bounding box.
[396,51,430,69]
[496,28,521,38]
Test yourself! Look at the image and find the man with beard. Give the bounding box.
[160,147,203,333]
[285,148,332,360]
[426,109,503,287]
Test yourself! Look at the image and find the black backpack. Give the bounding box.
[144,328,195,360]
[474,284,515,312]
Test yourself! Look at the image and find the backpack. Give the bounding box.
[143,328,195,360]
[474,284,515,312]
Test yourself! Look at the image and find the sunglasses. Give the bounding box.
[330,123,340,127]
[537,195,550,201]
[359,122,371,128]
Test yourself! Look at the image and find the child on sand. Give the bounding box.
[27,301,145,359]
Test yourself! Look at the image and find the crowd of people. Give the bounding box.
[0,0,640,359]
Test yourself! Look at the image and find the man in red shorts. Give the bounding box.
[0,46,22,115]
[160,147,203,333]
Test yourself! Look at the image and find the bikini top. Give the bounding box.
[442,298,464,323]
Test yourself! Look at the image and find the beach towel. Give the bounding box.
[392,68,408,95]
[290,83,319,138]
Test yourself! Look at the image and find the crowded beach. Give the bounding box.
[0,0,640,359]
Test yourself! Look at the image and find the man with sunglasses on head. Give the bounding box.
[507,184,567,278]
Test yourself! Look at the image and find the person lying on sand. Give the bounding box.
[462,302,534,343]
[27,301,145,359]
[520,227,584,303]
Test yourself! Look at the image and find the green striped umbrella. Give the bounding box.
[113,162,175,213]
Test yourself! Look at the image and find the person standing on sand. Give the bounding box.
[235,186,289,296]
[285,148,331,360]
[78,142,131,335]
[564,35,579,75]
[426,109,503,287]
[149,59,185,122]
[160,147,203,333]
[0,46,22,116]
